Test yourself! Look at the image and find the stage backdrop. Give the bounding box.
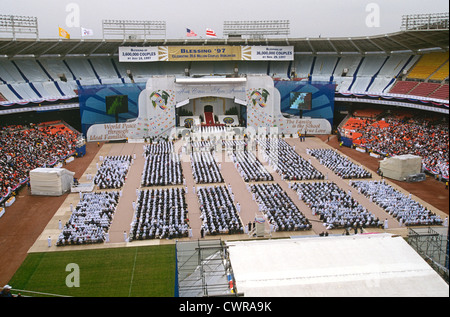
[82,75,334,141]
[78,83,144,136]
[274,81,336,127]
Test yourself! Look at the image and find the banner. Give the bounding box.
[119,46,294,62]
[161,46,241,61]
[118,46,159,62]
[242,46,294,61]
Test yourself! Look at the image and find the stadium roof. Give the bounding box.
[0,29,448,58]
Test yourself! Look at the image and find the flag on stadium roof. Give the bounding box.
[81,27,94,37]
[186,28,197,37]
[206,28,217,37]
[58,27,70,39]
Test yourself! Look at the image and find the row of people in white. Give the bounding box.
[350,180,443,226]
[258,138,324,181]
[198,185,244,236]
[230,151,273,182]
[306,148,372,179]
[190,151,223,184]
[141,153,183,187]
[129,187,189,240]
[93,155,131,189]
[250,183,312,232]
[292,181,380,230]
[56,191,119,246]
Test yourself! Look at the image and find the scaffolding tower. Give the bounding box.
[407,226,449,283]
[175,239,241,297]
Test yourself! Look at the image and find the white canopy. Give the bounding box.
[30,168,75,196]
[226,233,449,297]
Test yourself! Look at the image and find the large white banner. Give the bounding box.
[118,46,159,62]
[242,46,294,61]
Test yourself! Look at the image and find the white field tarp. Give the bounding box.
[226,234,449,297]
[30,168,75,196]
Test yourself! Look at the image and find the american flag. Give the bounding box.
[206,28,217,37]
[186,28,197,37]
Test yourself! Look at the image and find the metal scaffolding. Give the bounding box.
[176,239,240,297]
[408,227,449,283]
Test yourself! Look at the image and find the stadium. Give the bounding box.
[0,2,449,300]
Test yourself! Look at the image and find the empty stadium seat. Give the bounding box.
[408,82,442,97]
[429,61,449,81]
[389,81,418,94]
[407,52,449,80]
[428,84,449,100]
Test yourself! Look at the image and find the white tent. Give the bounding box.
[30,168,75,196]
[226,234,449,297]
[379,154,422,181]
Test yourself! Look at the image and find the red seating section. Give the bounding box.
[389,81,449,100]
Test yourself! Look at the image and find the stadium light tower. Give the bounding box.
[401,12,449,31]
[102,19,166,40]
[223,20,290,39]
[0,14,39,40]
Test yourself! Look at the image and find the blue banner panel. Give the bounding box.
[78,83,145,136]
[274,81,336,126]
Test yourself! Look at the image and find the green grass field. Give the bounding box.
[8,245,176,297]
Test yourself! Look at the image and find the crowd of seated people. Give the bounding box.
[0,124,78,203]
[144,140,175,155]
[191,151,223,184]
[129,187,189,240]
[250,183,311,232]
[222,140,247,151]
[189,140,215,153]
[352,115,449,181]
[93,155,132,189]
[230,151,273,182]
[258,138,324,180]
[56,191,119,246]
[306,148,372,179]
[350,180,443,226]
[292,182,381,230]
[141,142,183,187]
[197,185,244,235]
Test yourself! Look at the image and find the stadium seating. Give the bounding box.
[429,61,449,81]
[428,84,449,99]
[311,56,338,82]
[388,81,449,100]
[408,82,442,97]
[407,52,449,80]
[0,51,447,106]
[388,81,418,94]
[340,111,449,180]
